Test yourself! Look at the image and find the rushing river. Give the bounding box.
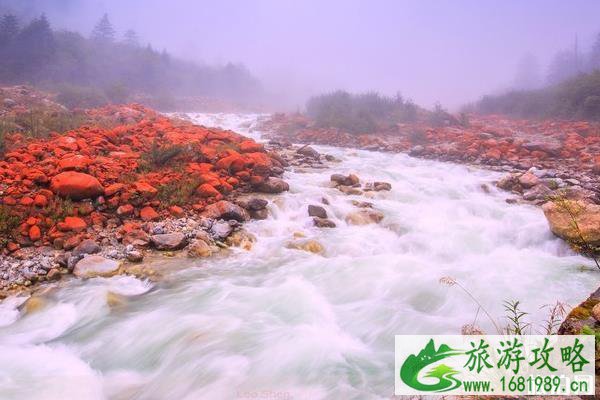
[0,114,596,400]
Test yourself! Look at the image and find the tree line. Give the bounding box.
[0,13,261,109]
[471,33,600,120]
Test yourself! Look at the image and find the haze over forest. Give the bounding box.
[2,0,600,110]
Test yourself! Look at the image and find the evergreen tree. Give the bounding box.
[589,33,600,71]
[0,14,19,47]
[91,13,115,42]
[123,29,139,47]
[12,14,55,81]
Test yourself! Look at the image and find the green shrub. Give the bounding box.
[0,205,20,246]
[156,178,201,207]
[138,140,187,172]
[45,197,74,223]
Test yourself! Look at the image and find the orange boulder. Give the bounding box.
[50,171,104,200]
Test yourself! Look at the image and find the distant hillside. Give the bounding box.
[470,70,600,120]
[0,13,261,110]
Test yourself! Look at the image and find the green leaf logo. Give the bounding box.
[400,339,464,392]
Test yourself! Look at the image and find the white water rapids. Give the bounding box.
[0,113,597,399]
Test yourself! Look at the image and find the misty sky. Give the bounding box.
[4,0,600,109]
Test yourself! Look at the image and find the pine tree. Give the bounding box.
[91,13,115,42]
[589,33,600,71]
[0,14,19,47]
[123,29,139,46]
[11,14,55,80]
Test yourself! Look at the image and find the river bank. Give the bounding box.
[0,100,304,297]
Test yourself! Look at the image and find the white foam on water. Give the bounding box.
[0,113,597,399]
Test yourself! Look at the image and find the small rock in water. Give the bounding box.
[241,198,268,211]
[210,220,234,239]
[125,250,144,263]
[373,182,392,191]
[74,255,121,278]
[254,177,290,194]
[226,229,257,250]
[106,291,127,308]
[308,205,328,218]
[313,217,336,228]
[338,185,363,196]
[286,239,325,254]
[296,145,320,158]
[187,240,213,258]
[22,296,46,314]
[345,210,384,225]
[351,200,374,208]
[250,208,269,220]
[330,173,360,187]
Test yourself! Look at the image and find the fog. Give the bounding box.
[3,0,600,110]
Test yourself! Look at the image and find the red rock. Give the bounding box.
[2,197,16,206]
[122,229,150,246]
[20,196,33,206]
[28,225,41,241]
[197,183,221,198]
[7,242,19,252]
[58,155,93,171]
[33,194,48,207]
[117,204,134,216]
[63,234,82,250]
[169,205,184,217]
[239,140,263,153]
[59,216,87,232]
[105,183,125,196]
[50,171,104,200]
[140,206,159,221]
[134,182,158,198]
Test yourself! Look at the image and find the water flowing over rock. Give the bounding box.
[225,229,257,250]
[307,205,328,218]
[286,239,325,254]
[187,240,213,258]
[313,217,336,228]
[345,209,385,225]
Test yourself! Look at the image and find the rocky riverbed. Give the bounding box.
[260,113,600,260]
[0,103,339,296]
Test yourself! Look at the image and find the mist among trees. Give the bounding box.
[0,13,261,109]
[472,32,600,120]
